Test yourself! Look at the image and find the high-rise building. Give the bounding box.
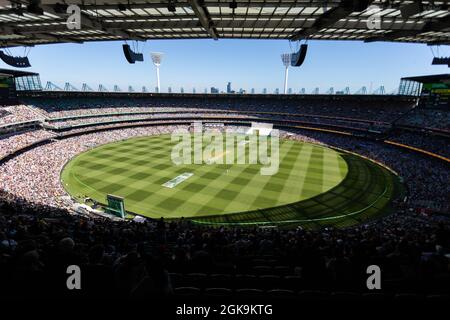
[263,88,267,94]
[227,82,232,93]
[180,87,184,93]
[168,87,172,93]
[251,88,255,94]
[211,87,219,94]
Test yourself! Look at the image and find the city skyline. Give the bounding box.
[1,39,448,93]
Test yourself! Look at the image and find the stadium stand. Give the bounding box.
[0,93,448,300]
[397,108,450,132]
[21,95,415,123]
[0,194,449,300]
[0,104,44,125]
[0,0,448,306]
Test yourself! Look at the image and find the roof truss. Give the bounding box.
[0,0,448,47]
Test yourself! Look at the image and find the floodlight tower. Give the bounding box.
[281,53,291,94]
[151,52,163,93]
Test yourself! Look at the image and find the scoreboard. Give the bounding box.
[0,76,15,101]
[105,194,126,218]
[420,81,449,109]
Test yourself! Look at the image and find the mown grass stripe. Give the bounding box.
[61,135,398,229]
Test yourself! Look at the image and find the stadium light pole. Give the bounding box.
[151,52,163,93]
[281,54,291,94]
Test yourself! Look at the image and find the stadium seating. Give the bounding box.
[0,95,449,300]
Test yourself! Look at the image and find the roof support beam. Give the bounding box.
[290,0,375,41]
[39,4,145,41]
[187,0,218,40]
[0,24,82,45]
[364,15,450,42]
[0,42,34,49]
[0,0,447,46]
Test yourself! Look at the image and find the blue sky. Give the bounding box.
[1,39,448,93]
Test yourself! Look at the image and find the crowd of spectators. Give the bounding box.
[6,96,447,158]
[0,105,44,126]
[0,130,56,159]
[0,124,448,217]
[45,111,382,133]
[0,194,448,299]
[387,130,450,158]
[0,125,186,209]
[0,108,10,119]
[0,97,449,299]
[288,128,450,213]
[46,112,250,129]
[397,108,450,132]
[23,96,414,123]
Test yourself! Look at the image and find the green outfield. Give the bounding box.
[61,134,401,228]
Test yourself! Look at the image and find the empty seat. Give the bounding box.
[267,289,296,298]
[273,266,290,276]
[394,293,425,301]
[362,292,392,301]
[205,288,233,297]
[282,275,303,291]
[168,273,184,288]
[331,291,362,300]
[251,259,266,265]
[253,266,272,275]
[235,274,258,289]
[259,275,281,290]
[235,289,265,298]
[174,287,201,296]
[427,294,450,301]
[184,273,207,288]
[298,290,330,300]
[264,259,278,267]
[209,274,232,288]
[383,279,409,293]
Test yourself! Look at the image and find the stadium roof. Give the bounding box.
[0,0,449,47]
[0,67,38,77]
[401,74,450,82]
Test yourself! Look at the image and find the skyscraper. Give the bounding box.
[227,82,232,93]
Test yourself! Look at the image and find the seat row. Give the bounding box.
[173,287,449,301]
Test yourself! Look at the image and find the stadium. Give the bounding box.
[0,0,449,307]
